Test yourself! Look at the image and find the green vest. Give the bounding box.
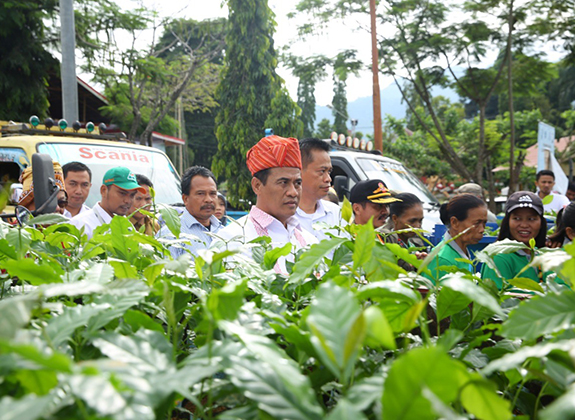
[425,239,474,284]
[480,252,539,290]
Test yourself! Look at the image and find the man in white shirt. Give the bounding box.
[217,135,317,273]
[535,169,570,213]
[69,166,145,239]
[62,161,92,218]
[157,166,221,258]
[295,138,341,240]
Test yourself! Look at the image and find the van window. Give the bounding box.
[37,143,181,207]
[357,158,438,205]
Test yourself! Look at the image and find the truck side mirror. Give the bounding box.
[333,175,349,201]
[32,154,58,215]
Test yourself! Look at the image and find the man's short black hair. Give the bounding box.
[181,166,216,195]
[62,161,92,181]
[136,174,153,188]
[253,168,271,185]
[536,169,555,181]
[567,181,575,192]
[299,138,330,168]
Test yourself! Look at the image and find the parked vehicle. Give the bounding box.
[0,119,182,208]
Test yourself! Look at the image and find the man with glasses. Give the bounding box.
[69,167,145,239]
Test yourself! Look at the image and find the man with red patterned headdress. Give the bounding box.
[217,135,317,273]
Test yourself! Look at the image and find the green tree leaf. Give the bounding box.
[14,369,58,395]
[306,281,365,383]
[326,399,367,420]
[157,203,181,239]
[353,222,375,270]
[206,280,248,321]
[441,274,504,317]
[263,242,292,270]
[0,295,38,339]
[539,383,575,420]
[2,258,63,284]
[460,379,512,420]
[341,196,352,223]
[109,260,139,279]
[436,287,471,321]
[501,291,575,340]
[45,304,111,348]
[0,395,55,420]
[289,237,348,284]
[363,305,396,349]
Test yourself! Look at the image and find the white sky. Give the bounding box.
[108,0,386,105]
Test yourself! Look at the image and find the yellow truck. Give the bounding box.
[0,118,182,209]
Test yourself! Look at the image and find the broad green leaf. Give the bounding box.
[306,281,365,383]
[363,305,396,349]
[542,194,554,205]
[436,287,471,321]
[15,369,58,395]
[421,387,467,420]
[356,281,419,302]
[380,300,416,333]
[123,309,164,333]
[40,280,105,298]
[381,346,469,420]
[26,213,69,226]
[0,238,17,259]
[346,375,385,411]
[482,340,575,375]
[45,231,79,248]
[143,262,164,285]
[87,289,149,334]
[501,291,575,340]
[92,330,173,373]
[221,322,324,420]
[385,242,425,272]
[441,274,504,317]
[460,379,512,420]
[109,260,138,279]
[0,341,72,372]
[507,277,544,293]
[83,262,115,283]
[0,394,55,420]
[157,203,181,238]
[0,295,38,339]
[436,329,464,351]
[263,242,292,270]
[206,280,248,321]
[2,258,63,285]
[539,383,575,420]
[289,237,349,284]
[45,304,111,348]
[353,222,375,270]
[477,239,530,257]
[68,374,135,417]
[325,399,367,420]
[341,196,352,223]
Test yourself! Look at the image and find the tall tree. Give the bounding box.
[212,0,299,207]
[0,0,58,121]
[285,54,329,138]
[331,51,361,135]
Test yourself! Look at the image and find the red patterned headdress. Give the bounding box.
[246,135,302,176]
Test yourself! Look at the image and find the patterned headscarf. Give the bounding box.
[18,162,66,209]
[246,135,302,176]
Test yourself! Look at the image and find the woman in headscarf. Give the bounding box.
[18,162,68,215]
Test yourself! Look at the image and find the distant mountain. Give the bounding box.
[315,83,460,135]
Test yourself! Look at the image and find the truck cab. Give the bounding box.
[0,119,182,209]
[328,144,441,231]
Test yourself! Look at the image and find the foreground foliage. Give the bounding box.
[0,213,574,420]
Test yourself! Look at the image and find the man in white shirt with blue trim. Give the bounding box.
[70,166,146,239]
[295,138,341,240]
[158,166,221,258]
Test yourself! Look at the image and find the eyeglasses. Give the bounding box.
[58,199,68,208]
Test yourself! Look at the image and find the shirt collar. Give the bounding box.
[443,231,469,259]
[182,209,221,230]
[94,202,113,223]
[250,206,302,231]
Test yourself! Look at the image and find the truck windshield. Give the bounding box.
[38,143,182,208]
[357,158,438,205]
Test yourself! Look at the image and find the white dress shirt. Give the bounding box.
[63,203,91,219]
[295,199,342,240]
[217,206,318,273]
[69,202,112,239]
[542,192,570,214]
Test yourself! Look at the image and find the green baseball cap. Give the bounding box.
[102,167,146,193]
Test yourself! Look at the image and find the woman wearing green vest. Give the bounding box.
[426,194,488,283]
[481,191,547,289]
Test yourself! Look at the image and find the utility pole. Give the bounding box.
[370,0,383,152]
[60,0,79,122]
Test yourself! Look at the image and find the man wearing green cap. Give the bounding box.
[69,167,146,239]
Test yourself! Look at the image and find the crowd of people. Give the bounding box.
[15,134,574,286]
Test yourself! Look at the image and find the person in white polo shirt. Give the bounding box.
[294,138,342,240]
[62,161,92,218]
[69,167,145,239]
[535,169,570,214]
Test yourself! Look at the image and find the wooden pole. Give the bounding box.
[370,0,383,152]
